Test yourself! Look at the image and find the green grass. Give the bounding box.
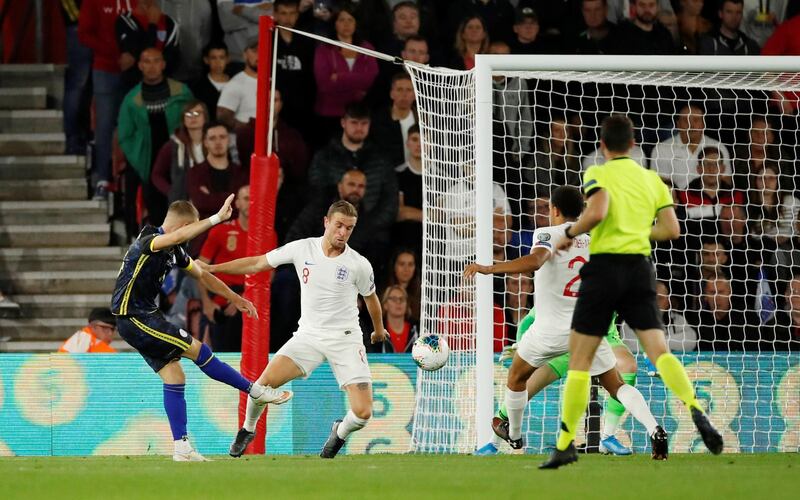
[0,454,796,500]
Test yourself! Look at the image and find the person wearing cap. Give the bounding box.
[217,35,260,132]
[508,7,552,54]
[59,308,118,353]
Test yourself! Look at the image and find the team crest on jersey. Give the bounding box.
[226,234,238,251]
[335,265,349,282]
[538,232,551,241]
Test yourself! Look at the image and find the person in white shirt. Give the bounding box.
[650,103,732,189]
[463,186,667,457]
[217,36,259,130]
[204,200,387,459]
[582,144,646,170]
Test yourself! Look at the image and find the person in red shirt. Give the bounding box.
[59,308,118,353]
[78,0,137,200]
[198,184,250,351]
[437,288,507,352]
[378,285,418,353]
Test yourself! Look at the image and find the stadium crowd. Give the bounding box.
[48,0,800,353]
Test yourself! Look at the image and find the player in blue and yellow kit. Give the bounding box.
[112,195,291,461]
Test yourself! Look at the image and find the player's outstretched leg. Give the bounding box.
[639,331,723,455]
[321,382,372,459]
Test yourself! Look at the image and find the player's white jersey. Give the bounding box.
[266,237,375,338]
[529,222,590,340]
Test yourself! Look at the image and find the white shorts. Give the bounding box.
[275,333,371,388]
[516,330,616,377]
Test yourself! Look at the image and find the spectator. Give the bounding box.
[78,0,135,200]
[611,0,676,54]
[622,280,698,352]
[446,0,514,44]
[394,125,423,256]
[749,165,800,254]
[0,291,20,319]
[274,0,317,143]
[118,47,194,236]
[313,5,379,145]
[650,103,732,190]
[510,190,550,256]
[507,7,548,54]
[162,0,213,82]
[437,287,507,352]
[677,146,743,224]
[693,276,746,350]
[116,0,180,91]
[676,0,712,53]
[307,103,398,263]
[152,100,208,204]
[742,0,792,48]
[381,1,421,57]
[188,41,231,121]
[235,89,311,241]
[385,249,422,324]
[61,0,93,155]
[574,0,619,55]
[768,269,800,348]
[402,34,431,65]
[490,40,533,157]
[450,15,490,70]
[504,273,533,340]
[187,122,248,222]
[685,238,731,311]
[217,0,272,64]
[761,11,800,54]
[197,185,251,352]
[732,116,794,191]
[604,0,675,24]
[369,285,419,353]
[522,116,582,190]
[492,211,517,305]
[698,0,760,55]
[217,37,259,131]
[582,142,646,170]
[371,72,417,168]
[58,308,117,353]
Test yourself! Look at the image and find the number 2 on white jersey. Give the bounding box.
[562,256,587,297]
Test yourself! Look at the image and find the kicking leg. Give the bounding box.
[321,381,372,459]
[637,328,722,454]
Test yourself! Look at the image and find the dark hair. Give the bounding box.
[333,4,364,45]
[393,1,419,16]
[408,124,420,136]
[405,34,428,47]
[274,0,300,8]
[550,186,584,219]
[202,40,228,58]
[386,248,421,321]
[698,146,722,161]
[600,114,634,152]
[719,0,743,8]
[343,101,371,120]
[391,71,412,86]
[203,121,229,137]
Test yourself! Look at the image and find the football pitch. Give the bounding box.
[0,453,796,500]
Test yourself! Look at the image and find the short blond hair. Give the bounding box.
[327,200,358,219]
[167,200,200,221]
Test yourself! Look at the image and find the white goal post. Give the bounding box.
[408,55,800,453]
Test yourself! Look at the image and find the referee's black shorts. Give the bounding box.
[571,254,663,337]
[117,313,192,372]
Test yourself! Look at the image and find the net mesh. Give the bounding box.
[407,62,800,453]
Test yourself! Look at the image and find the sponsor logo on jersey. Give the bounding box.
[335,265,349,282]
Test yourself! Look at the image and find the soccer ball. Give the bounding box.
[412,334,449,371]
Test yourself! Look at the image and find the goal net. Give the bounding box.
[407,55,800,454]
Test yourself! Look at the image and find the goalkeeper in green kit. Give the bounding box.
[474,308,638,456]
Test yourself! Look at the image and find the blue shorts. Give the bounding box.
[117,313,192,372]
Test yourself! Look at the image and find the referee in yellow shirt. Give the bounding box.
[540,115,723,469]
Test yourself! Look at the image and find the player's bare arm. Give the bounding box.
[150,194,235,252]
[185,259,258,318]
[205,254,272,275]
[464,247,551,279]
[650,206,681,241]
[555,189,609,253]
[363,293,388,344]
[195,257,221,323]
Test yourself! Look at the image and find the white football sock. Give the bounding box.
[243,393,267,432]
[602,411,623,439]
[614,384,658,436]
[336,410,368,440]
[504,388,528,441]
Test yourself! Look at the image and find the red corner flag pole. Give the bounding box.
[240,14,280,455]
